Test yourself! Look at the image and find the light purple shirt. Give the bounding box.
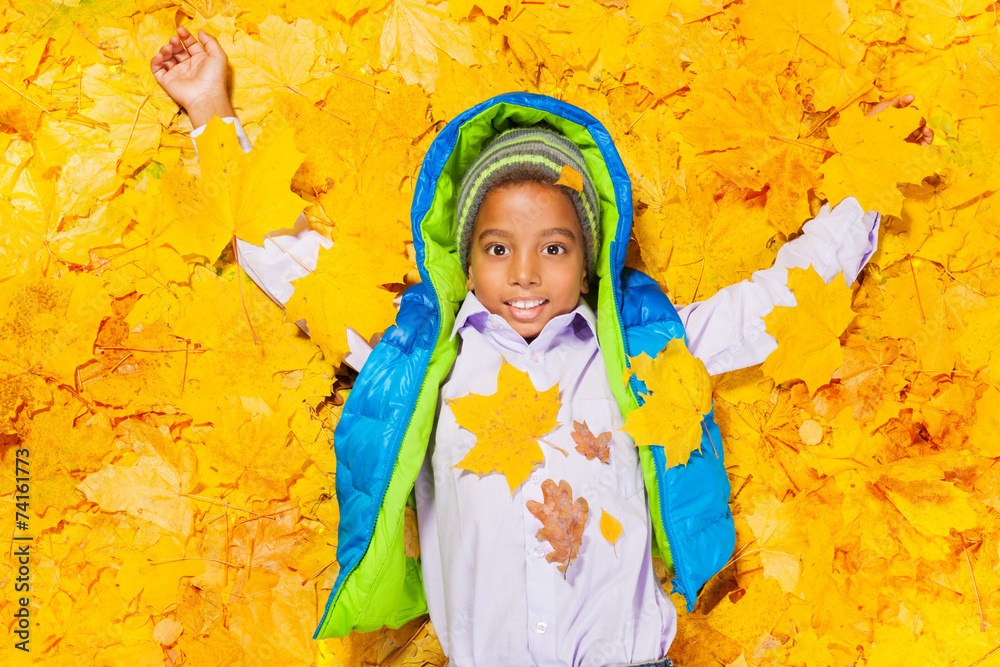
[415,292,673,667]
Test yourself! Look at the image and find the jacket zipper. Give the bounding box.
[613,266,692,607]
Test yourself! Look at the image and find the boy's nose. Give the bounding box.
[510,253,541,286]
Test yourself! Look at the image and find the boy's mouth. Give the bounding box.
[504,297,548,321]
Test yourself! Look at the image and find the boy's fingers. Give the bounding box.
[178,25,206,56]
[198,29,226,59]
[865,94,919,117]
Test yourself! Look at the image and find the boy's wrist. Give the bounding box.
[186,93,236,128]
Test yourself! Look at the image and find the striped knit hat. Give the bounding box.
[455,127,600,277]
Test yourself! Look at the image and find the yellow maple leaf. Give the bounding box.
[734,0,851,58]
[228,15,332,125]
[168,265,330,422]
[820,105,938,217]
[380,0,478,91]
[84,17,180,173]
[159,115,308,261]
[743,495,802,594]
[447,361,560,494]
[77,452,196,535]
[678,60,821,228]
[621,338,712,467]
[761,266,855,394]
[284,233,412,364]
[871,256,987,370]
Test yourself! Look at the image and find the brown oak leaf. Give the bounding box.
[571,420,611,464]
[526,479,589,578]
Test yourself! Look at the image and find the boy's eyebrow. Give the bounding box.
[477,227,578,241]
[478,228,512,241]
[540,227,578,240]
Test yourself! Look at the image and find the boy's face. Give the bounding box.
[466,180,589,340]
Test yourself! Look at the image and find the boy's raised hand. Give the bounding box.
[865,94,934,146]
[151,26,235,128]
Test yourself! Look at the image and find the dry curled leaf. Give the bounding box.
[526,479,589,578]
[571,420,611,464]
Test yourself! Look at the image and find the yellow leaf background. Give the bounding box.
[2,1,999,665]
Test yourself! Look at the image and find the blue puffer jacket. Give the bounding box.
[314,93,735,640]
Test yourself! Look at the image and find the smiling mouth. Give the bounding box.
[504,298,548,321]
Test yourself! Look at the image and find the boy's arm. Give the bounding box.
[676,197,878,375]
[679,94,930,376]
[152,28,328,327]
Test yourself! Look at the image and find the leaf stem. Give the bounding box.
[231,235,260,344]
[961,532,986,632]
[379,618,429,667]
[120,94,150,164]
[537,436,568,456]
[181,493,273,518]
[969,644,1000,667]
[0,77,51,114]
[908,254,927,324]
[150,556,242,567]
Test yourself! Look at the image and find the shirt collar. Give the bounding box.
[450,291,598,344]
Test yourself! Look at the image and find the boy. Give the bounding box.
[152,27,922,666]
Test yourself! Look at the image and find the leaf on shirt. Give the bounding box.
[600,508,623,558]
[761,266,855,395]
[447,361,561,494]
[526,479,589,578]
[622,338,713,467]
[571,420,611,464]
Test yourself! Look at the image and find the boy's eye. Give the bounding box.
[486,244,508,256]
[543,244,566,255]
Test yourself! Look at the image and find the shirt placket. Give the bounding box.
[520,344,560,666]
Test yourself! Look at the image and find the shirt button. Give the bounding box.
[530,352,539,363]
[530,472,540,483]
[534,546,545,558]
[535,621,547,634]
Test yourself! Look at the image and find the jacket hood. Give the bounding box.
[410,93,634,311]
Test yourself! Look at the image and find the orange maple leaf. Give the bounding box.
[526,479,589,578]
[571,420,611,464]
[447,361,561,494]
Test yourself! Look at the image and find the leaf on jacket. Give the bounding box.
[600,508,623,558]
[761,266,855,394]
[622,338,713,467]
[447,361,560,494]
[571,420,611,464]
[526,479,589,577]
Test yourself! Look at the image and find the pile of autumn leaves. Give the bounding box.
[2,0,1000,665]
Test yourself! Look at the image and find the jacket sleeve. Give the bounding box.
[676,197,879,375]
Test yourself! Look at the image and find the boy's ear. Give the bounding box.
[580,270,589,295]
[466,269,475,293]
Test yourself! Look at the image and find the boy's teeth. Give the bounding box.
[510,299,545,309]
